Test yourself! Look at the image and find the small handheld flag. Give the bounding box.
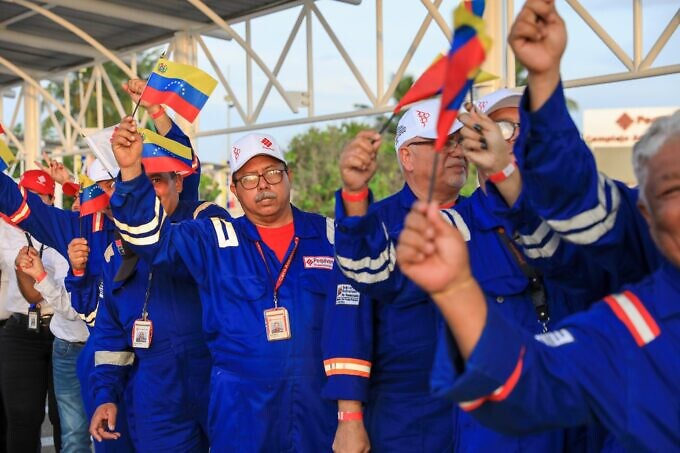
[140,57,217,123]
[140,128,194,174]
[393,54,447,113]
[436,0,491,150]
[78,174,110,217]
[0,138,14,172]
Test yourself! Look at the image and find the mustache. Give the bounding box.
[255,191,277,202]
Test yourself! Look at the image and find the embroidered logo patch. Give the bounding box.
[303,256,334,270]
[415,109,431,127]
[534,329,574,347]
[336,284,360,306]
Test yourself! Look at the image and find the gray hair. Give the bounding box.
[632,110,680,205]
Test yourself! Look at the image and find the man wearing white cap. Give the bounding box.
[108,126,338,451]
[325,98,465,452]
[330,86,611,451]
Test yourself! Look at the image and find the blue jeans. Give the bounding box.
[53,337,92,453]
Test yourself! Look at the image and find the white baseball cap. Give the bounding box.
[229,133,287,174]
[395,98,463,151]
[87,158,118,182]
[475,88,523,115]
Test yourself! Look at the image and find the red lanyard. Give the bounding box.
[255,237,299,308]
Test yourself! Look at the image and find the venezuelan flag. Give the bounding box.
[0,139,14,172]
[79,174,110,217]
[436,0,491,150]
[394,54,447,113]
[140,128,194,174]
[141,57,217,123]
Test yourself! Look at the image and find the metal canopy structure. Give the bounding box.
[0,0,678,209]
[0,0,298,86]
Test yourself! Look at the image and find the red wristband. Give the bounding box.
[35,271,48,283]
[338,411,363,421]
[151,107,165,119]
[341,187,369,202]
[72,268,85,277]
[488,162,517,184]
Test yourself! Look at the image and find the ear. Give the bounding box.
[175,174,184,194]
[229,183,238,200]
[398,146,414,171]
[637,199,652,228]
[285,168,293,184]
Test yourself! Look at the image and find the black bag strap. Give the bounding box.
[496,227,549,331]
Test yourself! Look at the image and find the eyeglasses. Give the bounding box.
[236,168,287,190]
[408,136,463,149]
[496,121,520,141]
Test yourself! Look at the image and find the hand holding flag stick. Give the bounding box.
[427,0,491,202]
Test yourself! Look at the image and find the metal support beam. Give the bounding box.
[0,29,101,58]
[43,0,207,31]
[5,0,136,79]
[22,82,39,170]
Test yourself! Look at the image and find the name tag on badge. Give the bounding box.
[264,307,291,341]
[28,307,40,332]
[132,319,153,348]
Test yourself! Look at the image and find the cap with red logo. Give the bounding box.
[475,88,523,116]
[394,98,463,151]
[229,133,287,174]
[19,169,55,196]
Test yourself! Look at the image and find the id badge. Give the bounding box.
[28,306,40,332]
[132,319,153,348]
[264,307,291,341]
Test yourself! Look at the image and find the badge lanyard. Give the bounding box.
[25,234,45,332]
[132,270,154,348]
[255,237,299,341]
[255,237,300,308]
[25,232,45,258]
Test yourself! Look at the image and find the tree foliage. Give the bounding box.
[286,122,403,217]
[199,173,222,202]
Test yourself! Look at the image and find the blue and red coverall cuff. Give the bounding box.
[322,375,369,403]
[445,304,526,411]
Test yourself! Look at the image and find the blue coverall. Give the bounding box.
[110,172,338,452]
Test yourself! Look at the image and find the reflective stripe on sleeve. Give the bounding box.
[324,358,371,378]
[9,187,31,224]
[604,290,660,347]
[95,351,135,367]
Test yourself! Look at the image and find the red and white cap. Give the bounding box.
[229,133,287,174]
[395,98,463,151]
[475,88,523,115]
[19,169,55,196]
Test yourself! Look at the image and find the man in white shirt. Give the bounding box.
[0,169,62,452]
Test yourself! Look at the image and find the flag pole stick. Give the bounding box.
[377,111,397,136]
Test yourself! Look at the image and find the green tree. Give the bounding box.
[199,173,222,202]
[286,122,403,217]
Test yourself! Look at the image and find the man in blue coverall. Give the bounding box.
[331,91,613,450]
[324,99,463,452]
[395,1,680,450]
[108,123,337,451]
[396,108,680,453]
